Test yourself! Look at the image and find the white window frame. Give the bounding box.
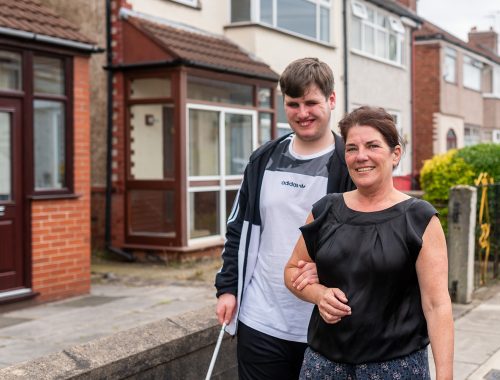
[443,47,457,83]
[492,129,500,143]
[169,0,199,8]
[388,111,403,176]
[255,0,331,43]
[463,55,482,91]
[350,1,405,66]
[464,124,481,147]
[351,0,367,19]
[187,104,258,244]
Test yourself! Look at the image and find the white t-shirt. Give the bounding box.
[238,135,334,342]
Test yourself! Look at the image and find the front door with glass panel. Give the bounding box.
[188,105,256,242]
[0,99,25,292]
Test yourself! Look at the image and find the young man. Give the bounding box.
[215,57,355,380]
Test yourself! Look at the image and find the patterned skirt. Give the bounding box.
[299,346,431,380]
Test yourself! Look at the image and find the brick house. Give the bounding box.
[39,0,430,260]
[0,0,99,303]
[413,21,500,173]
[346,0,421,189]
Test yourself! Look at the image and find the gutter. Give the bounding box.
[0,26,102,53]
[342,0,349,114]
[104,0,134,262]
[104,59,279,82]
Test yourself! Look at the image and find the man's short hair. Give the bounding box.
[279,57,335,99]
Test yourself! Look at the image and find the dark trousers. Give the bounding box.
[237,322,308,380]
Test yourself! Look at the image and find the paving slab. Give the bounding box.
[0,282,215,369]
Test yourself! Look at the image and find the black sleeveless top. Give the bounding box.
[300,193,437,364]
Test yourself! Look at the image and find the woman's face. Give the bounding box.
[344,125,401,190]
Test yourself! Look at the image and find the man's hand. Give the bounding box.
[317,287,351,324]
[216,293,237,325]
[291,260,319,290]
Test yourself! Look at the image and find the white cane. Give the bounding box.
[205,322,227,380]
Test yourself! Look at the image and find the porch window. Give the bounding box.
[126,74,177,241]
[32,55,71,193]
[0,50,22,91]
[187,76,253,106]
[188,106,256,240]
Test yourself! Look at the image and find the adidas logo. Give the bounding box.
[281,180,306,189]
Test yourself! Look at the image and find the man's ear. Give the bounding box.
[329,92,336,110]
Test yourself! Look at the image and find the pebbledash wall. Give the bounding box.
[31,56,91,301]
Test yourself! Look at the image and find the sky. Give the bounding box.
[417,0,500,46]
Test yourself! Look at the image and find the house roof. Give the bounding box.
[122,10,279,81]
[415,20,500,64]
[365,0,423,24]
[0,0,97,50]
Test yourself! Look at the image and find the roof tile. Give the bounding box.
[415,20,500,64]
[126,15,279,81]
[0,0,95,45]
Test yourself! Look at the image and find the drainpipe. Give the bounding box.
[342,0,349,114]
[105,0,134,261]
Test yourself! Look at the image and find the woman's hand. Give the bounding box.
[317,287,351,324]
[291,260,319,290]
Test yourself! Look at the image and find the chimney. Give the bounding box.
[468,27,498,54]
[394,0,417,12]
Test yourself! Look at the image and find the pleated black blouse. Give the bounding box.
[300,193,437,364]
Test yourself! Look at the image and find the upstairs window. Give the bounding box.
[443,47,457,83]
[492,66,500,96]
[231,0,331,43]
[350,0,405,65]
[463,55,482,91]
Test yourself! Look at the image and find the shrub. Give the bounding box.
[457,143,500,182]
[420,149,476,230]
[420,143,500,232]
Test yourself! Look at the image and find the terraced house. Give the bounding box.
[413,21,500,173]
[36,0,422,262]
[0,0,99,303]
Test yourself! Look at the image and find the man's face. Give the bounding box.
[284,84,336,143]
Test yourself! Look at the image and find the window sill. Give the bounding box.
[224,22,336,49]
[28,193,81,201]
[463,86,482,93]
[165,0,201,9]
[350,49,406,70]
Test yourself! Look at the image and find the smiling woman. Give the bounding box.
[284,106,454,379]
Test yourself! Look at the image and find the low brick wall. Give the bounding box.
[0,306,237,379]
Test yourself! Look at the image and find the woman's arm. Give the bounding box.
[416,215,454,380]
[284,213,351,324]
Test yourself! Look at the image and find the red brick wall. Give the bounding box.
[414,43,440,173]
[31,56,91,301]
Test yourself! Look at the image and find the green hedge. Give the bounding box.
[419,143,500,231]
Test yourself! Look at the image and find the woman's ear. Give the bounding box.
[392,145,402,168]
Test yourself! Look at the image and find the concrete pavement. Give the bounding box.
[0,281,499,378]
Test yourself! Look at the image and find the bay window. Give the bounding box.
[350,0,405,65]
[231,0,331,43]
